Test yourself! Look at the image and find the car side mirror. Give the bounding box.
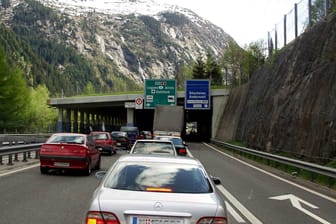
[211,176,221,185]
[95,171,107,180]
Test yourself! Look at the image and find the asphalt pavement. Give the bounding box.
[0,157,39,176]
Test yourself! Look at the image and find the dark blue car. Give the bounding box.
[120,126,139,146]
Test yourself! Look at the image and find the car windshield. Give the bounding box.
[47,135,84,144]
[131,142,175,155]
[105,162,212,193]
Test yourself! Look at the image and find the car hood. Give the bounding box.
[96,188,223,218]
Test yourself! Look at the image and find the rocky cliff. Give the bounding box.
[0,0,234,96]
[216,13,336,162]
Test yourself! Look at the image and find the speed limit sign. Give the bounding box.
[135,97,143,109]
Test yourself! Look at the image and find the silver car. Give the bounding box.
[129,139,177,156]
[85,154,228,224]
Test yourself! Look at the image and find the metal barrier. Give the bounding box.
[0,144,42,166]
[0,134,50,147]
[211,139,336,186]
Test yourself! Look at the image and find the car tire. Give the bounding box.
[40,167,48,174]
[95,157,101,170]
[84,161,92,176]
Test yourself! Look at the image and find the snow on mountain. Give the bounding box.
[38,0,218,33]
[40,0,200,21]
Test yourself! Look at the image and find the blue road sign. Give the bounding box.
[185,79,210,110]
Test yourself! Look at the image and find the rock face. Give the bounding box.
[216,13,336,162]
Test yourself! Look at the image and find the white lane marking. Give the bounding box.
[204,143,336,203]
[270,194,331,224]
[218,185,263,224]
[225,201,246,223]
[0,163,40,177]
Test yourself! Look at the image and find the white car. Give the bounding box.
[85,154,228,224]
[129,139,177,156]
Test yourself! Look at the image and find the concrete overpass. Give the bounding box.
[48,89,230,141]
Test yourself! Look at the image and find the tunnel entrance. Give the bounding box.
[134,109,154,132]
[134,104,212,143]
[182,109,212,142]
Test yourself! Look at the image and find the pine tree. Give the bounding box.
[192,55,206,79]
[205,53,223,85]
[0,46,30,130]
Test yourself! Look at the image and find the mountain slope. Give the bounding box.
[1,0,234,96]
[216,13,336,162]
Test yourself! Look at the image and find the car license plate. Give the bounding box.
[117,143,121,146]
[132,216,184,224]
[54,162,69,167]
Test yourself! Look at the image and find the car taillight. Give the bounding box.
[197,217,227,224]
[178,148,187,155]
[86,211,120,224]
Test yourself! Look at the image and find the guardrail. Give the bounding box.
[211,139,336,187]
[0,144,42,166]
[0,134,50,147]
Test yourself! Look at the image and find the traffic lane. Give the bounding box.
[188,142,336,224]
[0,151,125,224]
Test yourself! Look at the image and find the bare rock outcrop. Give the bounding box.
[216,13,336,162]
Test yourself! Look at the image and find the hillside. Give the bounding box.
[216,13,336,163]
[0,0,234,97]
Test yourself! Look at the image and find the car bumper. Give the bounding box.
[96,145,116,153]
[40,155,89,169]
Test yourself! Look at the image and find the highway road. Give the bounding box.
[0,142,335,224]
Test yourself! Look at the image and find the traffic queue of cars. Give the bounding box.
[38,130,228,223]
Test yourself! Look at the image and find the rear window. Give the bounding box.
[155,137,183,145]
[105,162,212,193]
[120,126,139,132]
[111,132,128,138]
[131,142,175,155]
[92,133,108,140]
[47,135,84,144]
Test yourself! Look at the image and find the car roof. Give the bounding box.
[154,135,182,139]
[134,139,173,143]
[90,131,110,134]
[51,133,86,136]
[116,154,201,166]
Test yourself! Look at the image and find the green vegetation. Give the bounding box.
[0,45,57,133]
[0,46,30,130]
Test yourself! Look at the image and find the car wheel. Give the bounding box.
[95,157,101,170]
[84,161,92,176]
[40,167,48,174]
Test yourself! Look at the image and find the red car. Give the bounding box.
[39,133,101,175]
[89,131,117,155]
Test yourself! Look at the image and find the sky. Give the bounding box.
[160,0,298,47]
